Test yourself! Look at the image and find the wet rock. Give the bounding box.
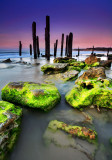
[32,63,40,66]
[100,60,112,68]
[2,58,12,63]
[2,82,61,111]
[41,63,69,74]
[66,77,112,109]
[53,57,76,63]
[85,55,100,65]
[76,67,106,84]
[58,70,79,81]
[0,101,22,160]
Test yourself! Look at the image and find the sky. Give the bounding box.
[0,0,112,49]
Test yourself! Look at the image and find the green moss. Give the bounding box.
[68,66,81,72]
[2,82,61,111]
[84,62,100,70]
[65,80,112,109]
[53,57,76,64]
[48,120,97,144]
[69,61,85,68]
[0,101,22,123]
[0,101,22,160]
[110,138,112,146]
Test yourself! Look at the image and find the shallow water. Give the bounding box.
[0,57,112,160]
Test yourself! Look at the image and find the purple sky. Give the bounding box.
[0,0,112,49]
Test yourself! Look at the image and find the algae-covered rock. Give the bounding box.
[0,101,22,160]
[2,82,61,111]
[85,55,100,65]
[53,57,76,63]
[65,78,112,109]
[75,67,106,85]
[45,120,97,143]
[41,63,69,74]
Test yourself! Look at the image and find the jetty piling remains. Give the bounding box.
[65,35,69,57]
[19,41,22,56]
[36,36,40,57]
[92,45,94,55]
[78,47,80,56]
[61,33,64,57]
[32,21,37,59]
[54,40,58,58]
[45,16,50,60]
[68,32,73,57]
[29,44,32,56]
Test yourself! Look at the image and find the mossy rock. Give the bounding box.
[84,62,100,70]
[0,101,22,160]
[53,57,76,64]
[69,61,85,69]
[41,63,69,74]
[2,82,61,111]
[110,138,112,146]
[47,120,97,144]
[65,79,112,109]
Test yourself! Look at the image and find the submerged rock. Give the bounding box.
[41,63,69,74]
[2,82,61,111]
[85,55,100,65]
[0,101,22,160]
[100,60,112,68]
[2,58,12,63]
[66,72,112,109]
[44,120,97,160]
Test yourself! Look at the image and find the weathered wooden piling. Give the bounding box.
[36,36,40,57]
[78,47,80,56]
[61,34,64,57]
[68,32,73,57]
[32,21,37,59]
[54,40,58,58]
[19,41,22,56]
[92,46,94,55]
[65,35,68,57]
[29,44,32,56]
[45,16,50,60]
[107,48,109,57]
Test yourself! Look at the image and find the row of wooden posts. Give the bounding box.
[19,16,110,59]
[19,16,73,60]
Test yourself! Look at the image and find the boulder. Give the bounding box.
[2,58,12,63]
[75,67,106,84]
[53,57,76,63]
[100,60,112,68]
[41,63,69,74]
[65,78,112,109]
[85,55,100,65]
[0,101,22,160]
[2,82,61,111]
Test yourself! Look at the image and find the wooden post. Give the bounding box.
[19,41,22,56]
[107,48,109,57]
[45,16,50,60]
[29,44,32,56]
[54,43,56,58]
[92,45,94,55]
[78,47,80,56]
[36,36,40,57]
[54,40,58,58]
[65,35,68,57]
[68,32,73,57]
[32,21,37,59]
[61,33,64,57]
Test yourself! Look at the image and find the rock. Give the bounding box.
[0,101,22,160]
[2,58,12,63]
[58,70,79,81]
[32,63,40,66]
[75,67,106,84]
[45,120,97,143]
[53,57,76,63]
[100,60,112,67]
[2,82,61,111]
[41,63,69,74]
[85,55,100,65]
[65,77,112,109]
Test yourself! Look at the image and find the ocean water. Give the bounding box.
[0,49,112,160]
